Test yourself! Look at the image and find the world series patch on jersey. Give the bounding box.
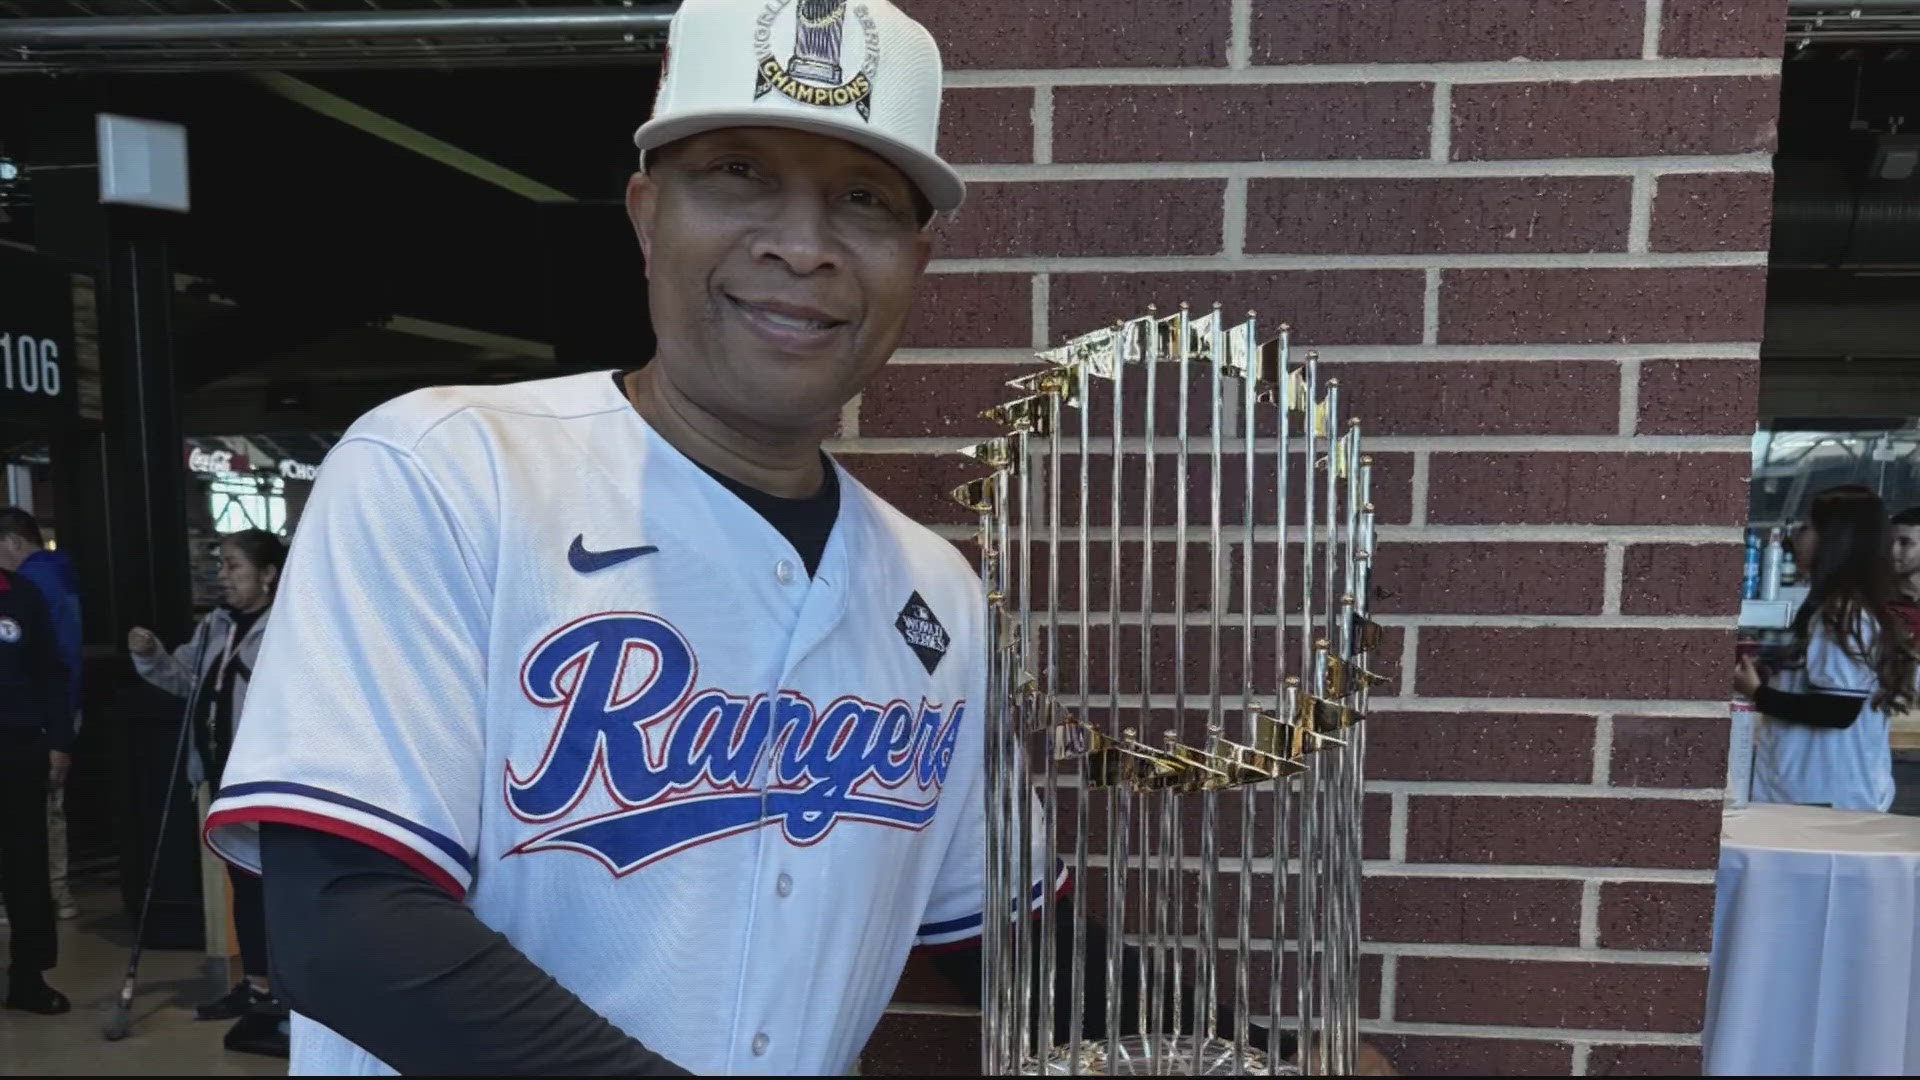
[203,371,1059,1076]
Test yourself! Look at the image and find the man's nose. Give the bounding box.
[752,194,842,276]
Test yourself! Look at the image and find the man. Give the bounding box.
[0,559,72,1015]
[199,2,1384,1075]
[0,507,83,921]
[1891,507,1920,644]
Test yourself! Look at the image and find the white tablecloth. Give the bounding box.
[1704,804,1920,1076]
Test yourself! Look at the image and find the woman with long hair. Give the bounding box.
[127,528,289,1057]
[1735,485,1919,812]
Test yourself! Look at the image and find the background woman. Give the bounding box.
[127,528,288,1058]
[1736,485,1919,812]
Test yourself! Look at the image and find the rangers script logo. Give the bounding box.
[504,612,963,876]
[753,0,879,121]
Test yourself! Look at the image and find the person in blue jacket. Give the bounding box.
[0,508,81,923]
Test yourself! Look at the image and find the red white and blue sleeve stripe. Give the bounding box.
[204,780,476,900]
[916,859,1073,951]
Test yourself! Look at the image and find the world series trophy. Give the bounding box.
[950,305,1387,1076]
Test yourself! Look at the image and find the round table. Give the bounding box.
[1704,804,1920,1076]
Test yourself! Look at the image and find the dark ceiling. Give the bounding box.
[0,52,660,434]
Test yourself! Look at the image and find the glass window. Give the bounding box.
[208,474,287,535]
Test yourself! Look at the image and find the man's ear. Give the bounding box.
[626,170,659,273]
[912,225,934,276]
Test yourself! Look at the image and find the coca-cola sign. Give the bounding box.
[186,446,246,475]
[278,458,319,482]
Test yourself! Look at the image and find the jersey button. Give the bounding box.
[776,873,793,897]
[751,1033,770,1056]
[775,559,796,585]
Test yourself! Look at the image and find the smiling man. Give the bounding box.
[196,1,1057,1075]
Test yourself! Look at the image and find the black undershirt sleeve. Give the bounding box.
[1752,685,1867,730]
[258,824,693,1077]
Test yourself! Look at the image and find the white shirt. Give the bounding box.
[1752,610,1895,814]
[205,370,1053,1075]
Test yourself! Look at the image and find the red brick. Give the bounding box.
[1419,628,1734,701]
[1047,622,1399,708]
[1052,271,1425,348]
[1323,360,1620,437]
[1365,714,1596,783]
[1372,543,1605,615]
[939,87,1033,165]
[894,0,1230,69]
[893,950,975,1006]
[1637,357,1761,435]
[1397,957,1708,1031]
[1366,876,1582,946]
[1426,452,1749,526]
[1054,84,1430,163]
[905,273,1030,349]
[1079,864,1282,939]
[1361,1035,1574,1077]
[1248,177,1631,255]
[1662,0,1789,58]
[1652,173,1775,252]
[1439,268,1769,345]
[1611,716,1730,789]
[860,1012,979,1076]
[1451,78,1781,160]
[1405,795,1724,869]
[861,363,1023,439]
[937,180,1224,258]
[1621,544,1744,616]
[1065,785,1391,863]
[840,452,994,527]
[1588,1043,1704,1075]
[1243,950,1385,1019]
[1255,0,1643,63]
[1034,449,1413,528]
[1599,882,1717,952]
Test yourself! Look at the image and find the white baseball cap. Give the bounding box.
[633,0,965,213]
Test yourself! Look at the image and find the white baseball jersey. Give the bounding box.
[1752,610,1895,813]
[204,370,1058,1076]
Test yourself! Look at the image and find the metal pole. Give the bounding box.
[0,6,677,46]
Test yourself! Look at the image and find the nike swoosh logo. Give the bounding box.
[568,535,659,574]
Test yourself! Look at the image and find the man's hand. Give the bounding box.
[128,626,161,657]
[1733,656,1764,698]
[49,749,71,787]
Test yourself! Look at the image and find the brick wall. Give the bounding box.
[845,1,1785,1075]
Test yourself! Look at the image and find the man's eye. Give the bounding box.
[846,188,889,209]
[714,161,756,178]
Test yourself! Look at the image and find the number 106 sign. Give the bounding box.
[0,246,80,425]
[0,333,62,399]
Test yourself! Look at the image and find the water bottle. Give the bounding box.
[1760,528,1784,601]
[1727,696,1757,810]
[1743,531,1762,600]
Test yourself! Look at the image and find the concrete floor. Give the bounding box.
[0,877,285,1078]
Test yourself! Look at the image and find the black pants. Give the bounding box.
[228,864,268,981]
[0,731,56,975]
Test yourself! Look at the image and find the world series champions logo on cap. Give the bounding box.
[753,0,880,122]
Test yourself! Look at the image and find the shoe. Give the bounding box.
[196,979,268,1021]
[223,1005,291,1059]
[4,973,72,1016]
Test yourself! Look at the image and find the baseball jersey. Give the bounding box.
[1752,611,1895,813]
[204,370,1058,1076]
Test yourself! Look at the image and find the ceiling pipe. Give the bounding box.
[0,5,677,46]
[1791,0,1920,10]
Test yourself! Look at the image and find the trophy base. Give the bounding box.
[1023,1036,1297,1076]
